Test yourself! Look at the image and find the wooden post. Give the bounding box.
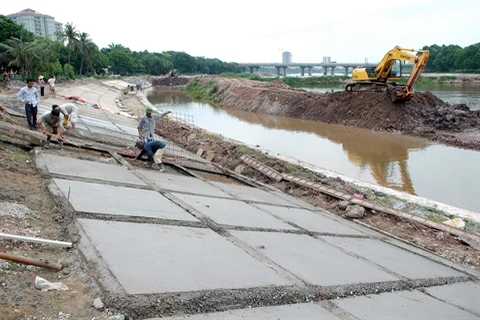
[0,252,62,271]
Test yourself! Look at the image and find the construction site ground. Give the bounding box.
[0,77,479,319]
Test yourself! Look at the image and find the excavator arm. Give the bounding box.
[392,50,430,101]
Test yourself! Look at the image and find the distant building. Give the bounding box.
[7,8,63,41]
[282,51,292,64]
[322,56,331,64]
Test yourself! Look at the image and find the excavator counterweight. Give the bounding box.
[345,46,430,102]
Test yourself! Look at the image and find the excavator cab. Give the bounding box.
[346,47,429,102]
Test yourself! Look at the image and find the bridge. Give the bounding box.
[238,62,378,77]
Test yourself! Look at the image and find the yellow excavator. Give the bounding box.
[345,46,430,102]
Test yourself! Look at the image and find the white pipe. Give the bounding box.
[0,232,72,248]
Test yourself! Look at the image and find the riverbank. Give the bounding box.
[185,76,480,151]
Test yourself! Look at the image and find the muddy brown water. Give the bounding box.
[149,91,480,213]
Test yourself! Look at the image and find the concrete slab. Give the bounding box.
[336,290,478,319]
[231,231,398,285]
[139,172,233,198]
[256,204,366,235]
[425,282,480,316]
[323,237,464,279]
[79,219,292,294]
[54,179,198,221]
[41,154,146,186]
[271,190,316,209]
[156,303,340,319]
[210,182,297,206]
[172,193,298,230]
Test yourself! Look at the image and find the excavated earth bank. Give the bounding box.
[194,76,480,150]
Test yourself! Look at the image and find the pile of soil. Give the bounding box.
[151,76,189,87]
[197,76,480,149]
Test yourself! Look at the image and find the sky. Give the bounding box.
[2,0,479,64]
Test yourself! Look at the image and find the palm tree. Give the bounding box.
[56,22,79,66]
[0,36,33,77]
[77,32,96,75]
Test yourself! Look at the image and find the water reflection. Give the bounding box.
[222,109,428,194]
[149,91,480,212]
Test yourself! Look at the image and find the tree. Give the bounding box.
[0,36,36,77]
[57,22,79,66]
[77,32,96,75]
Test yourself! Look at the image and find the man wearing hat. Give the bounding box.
[134,140,166,171]
[137,107,171,143]
[38,76,46,97]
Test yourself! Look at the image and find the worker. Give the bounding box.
[37,108,63,150]
[137,107,171,143]
[58,103,79,131]
[16,78,40,130]
[134,140,166,171]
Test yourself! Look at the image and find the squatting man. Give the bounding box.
[37,107,63,150]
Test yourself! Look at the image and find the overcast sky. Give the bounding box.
[2,0,479,63]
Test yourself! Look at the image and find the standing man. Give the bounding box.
[16,78,40,130]
[47,75,56,98]
[58,102,79,131]
[37,107,63,150]
[38,76,46,97]
[135,140,167,171]
[137,107,171,143]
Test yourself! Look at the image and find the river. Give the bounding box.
[148,86,480,212]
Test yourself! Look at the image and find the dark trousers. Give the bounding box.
[46,127,58,142]
[25,104,38,129]
[40,87,45,96]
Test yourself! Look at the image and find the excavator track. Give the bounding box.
[345,82,411,102]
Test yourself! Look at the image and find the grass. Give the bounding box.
[1,262,17,271]
[283,76,348,87]
[184,79,219,101]
[284,163,317,180]
[426,213,449,223]
[11,148,32,163]
[236,145,257,156]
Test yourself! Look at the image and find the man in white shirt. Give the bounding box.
[47,75,56,98]
[16,78,40,130]
[59,103,79,131]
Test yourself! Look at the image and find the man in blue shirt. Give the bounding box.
[135,140,167,171]
[16,78,40,130]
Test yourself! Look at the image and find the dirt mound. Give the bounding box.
[198,76,480,149]
[151,76,190,87]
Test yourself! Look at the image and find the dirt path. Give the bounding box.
[194,76,480,150]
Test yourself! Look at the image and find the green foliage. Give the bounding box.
[283,76,348,87]
[184,79,218,100]
[426,213,448,223]
[0,262,17,271]
[63,63,75,79]
[423,43,480,72]
[284,163,317,179]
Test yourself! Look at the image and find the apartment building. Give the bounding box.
[7,8,63,41]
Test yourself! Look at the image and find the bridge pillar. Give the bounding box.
[300,67,305,76]
[323,67,327,75]
[249,67,255,74]
[283,67,287,77]
[308,67,312,76]
[331,67,335,75]
[276,67,281,76]
[344,67,349,76]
